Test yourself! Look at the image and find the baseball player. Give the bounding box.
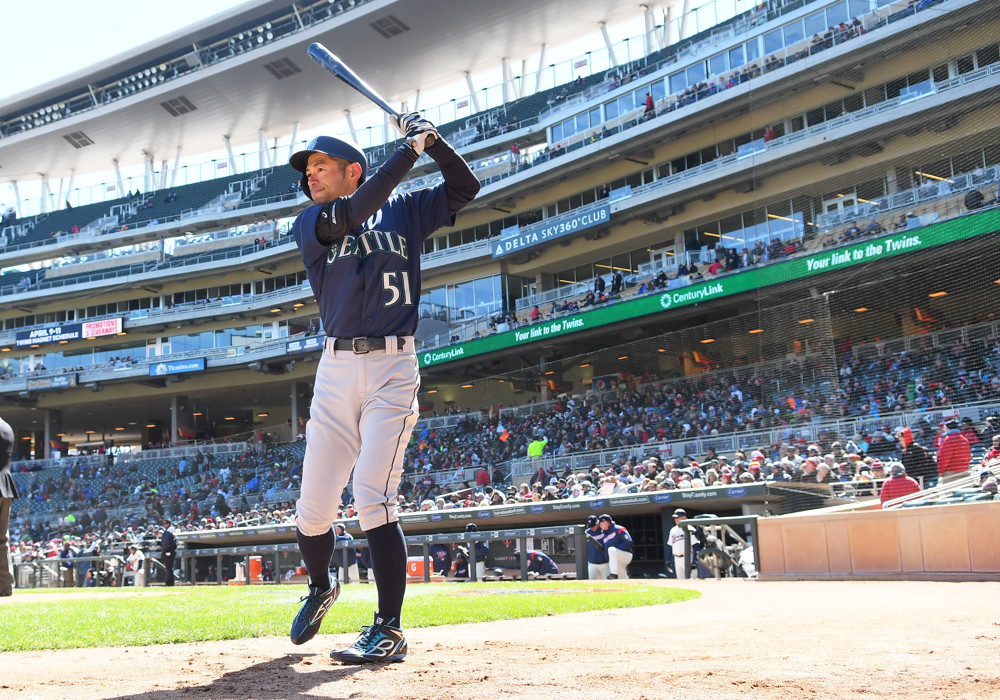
[668,508,690,579]
[127,545,145,587]
[287,113,480,664]
[333,523,360,583]
[465,523,489,580]
[597,514,633,579]
[160,519,177,587]
[585,514,610,580]
[0,416,16,597]
[522,550,559,575]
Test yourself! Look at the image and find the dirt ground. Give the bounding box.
[1,579,998,700]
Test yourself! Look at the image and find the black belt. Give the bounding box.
[331,337,406,354]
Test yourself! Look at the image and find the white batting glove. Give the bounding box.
[408,131,436,157]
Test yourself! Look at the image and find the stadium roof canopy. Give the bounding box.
[0,0,643,184]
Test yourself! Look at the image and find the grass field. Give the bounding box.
[0,582,698,652]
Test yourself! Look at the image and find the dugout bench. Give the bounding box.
[172,525,588,585]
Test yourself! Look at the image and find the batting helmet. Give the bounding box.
[289,135,368,199]
[586,515,598,527]
[465,523,478,532]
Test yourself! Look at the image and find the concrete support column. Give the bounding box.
[65,169,74,208]
[224,136,237,173]
[679,0,692,42]
[464,72,481,113]
[10,181,22,218]
[501,58,511,104]
[289,121,300,160]
[535,44,547,94]
[113,159,124,198]
[39,175,50,214]
[600,22,619,68]
[170,146,182,188]
[343,111,356,143]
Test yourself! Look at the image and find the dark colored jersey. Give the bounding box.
[526,551,559,574]
[586,526,609,564]
[292,186,452,338]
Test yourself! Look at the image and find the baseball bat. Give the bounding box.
[307,42,435,147]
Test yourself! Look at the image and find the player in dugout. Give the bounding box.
[286,113,479,664]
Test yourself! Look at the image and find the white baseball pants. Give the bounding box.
[588,562,611,580]
[608,548,633,579]
[296,336,420,534]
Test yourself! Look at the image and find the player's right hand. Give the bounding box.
[408,131,436,157]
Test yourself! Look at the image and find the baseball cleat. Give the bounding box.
[331,614,407,664]
[290,580,340,645]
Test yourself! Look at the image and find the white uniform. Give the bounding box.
[127,549,146,587]
[296,337,420,534]
[669,523,688,580]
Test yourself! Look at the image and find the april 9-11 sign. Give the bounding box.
[492,204,610,259]
[16,318,123,347]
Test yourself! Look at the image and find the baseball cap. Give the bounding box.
[889,464,906,477]
[598,514,613,523]
[289,135,368,198]
[672,508,687,518]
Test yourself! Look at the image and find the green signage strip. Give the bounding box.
[419,208,1000,368]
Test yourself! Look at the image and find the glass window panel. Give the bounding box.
[977,44,999,68]
[849,0,873,17]
[669,71,687,94]
[619,93,635,113]
[651,79,666,102]
[605,99,619,119]
[746,38,761,62]
[783,20,805,47]
[763,29,783,55]
[804,11,826,36]
[589,107,601,126]
[687,62,707,84]
[826,1,849,26]
[709,53,728,77]
[729,45,745,69]
[576,113,590,134]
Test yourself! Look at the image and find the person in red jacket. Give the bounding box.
[880,463,921,506]
[981,434,1000,467]
[936,419,971,478]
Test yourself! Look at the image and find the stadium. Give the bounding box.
[1,0,999,695]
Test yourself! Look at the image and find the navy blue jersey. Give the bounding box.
[526,551,558,574]
[586,525,609,564]
[292,186,452,338]
[603,524,633,553]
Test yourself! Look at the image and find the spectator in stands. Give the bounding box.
[642,93,655,121]
[936,418,972,480]
[895,426,937,488]
[879,463,920,506]
[980,466,998,495]
[610,270,623,295]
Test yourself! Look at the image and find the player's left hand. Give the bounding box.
[393,111,439,140]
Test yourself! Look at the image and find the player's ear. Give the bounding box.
[349,162,363,185]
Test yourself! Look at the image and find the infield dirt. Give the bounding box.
[1,579,997,699]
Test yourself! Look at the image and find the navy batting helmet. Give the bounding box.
[289,135,368,199]
[465,523,478,532]
[586,515,598,527]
